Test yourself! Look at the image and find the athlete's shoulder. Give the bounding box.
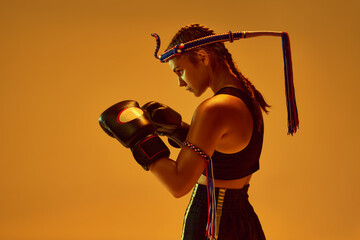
[196,93,248,118]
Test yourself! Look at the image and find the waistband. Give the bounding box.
[191,184,250,211]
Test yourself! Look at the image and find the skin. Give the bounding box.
[149,50,254,198]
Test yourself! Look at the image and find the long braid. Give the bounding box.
[222,47,254,97]
[221,47,266,129]
[220,44,270,113]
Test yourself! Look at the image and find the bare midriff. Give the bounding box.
[197,174,252,189]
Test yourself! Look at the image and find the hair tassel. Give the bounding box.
[205,156,216,239]
[281,32,299,135]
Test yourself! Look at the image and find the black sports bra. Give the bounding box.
[202,87,264,180]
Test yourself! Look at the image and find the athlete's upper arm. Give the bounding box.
[149,97,245,198]
[166,99,229,196]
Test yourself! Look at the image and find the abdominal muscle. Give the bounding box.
[197,174,252,189]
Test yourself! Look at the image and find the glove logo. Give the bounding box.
[117,107,144,124]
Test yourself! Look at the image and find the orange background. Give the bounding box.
[1,0,359,239]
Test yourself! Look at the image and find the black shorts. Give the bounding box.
[181,184,266,240]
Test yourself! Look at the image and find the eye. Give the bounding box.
[177,70,183,76]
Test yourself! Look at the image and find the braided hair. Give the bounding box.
[166,24,270,127]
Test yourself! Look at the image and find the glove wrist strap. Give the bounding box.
[132,134,170,170]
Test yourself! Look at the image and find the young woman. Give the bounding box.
[99,24,298,240]
[149,24,268,240]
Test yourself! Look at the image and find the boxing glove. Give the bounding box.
[142,101,190,148]
[99,100,170,170]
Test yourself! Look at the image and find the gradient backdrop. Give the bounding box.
[1,0,359,239]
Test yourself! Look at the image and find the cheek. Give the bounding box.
[193,70,208,87]
[182,72,191,85]
[184,66,207,90]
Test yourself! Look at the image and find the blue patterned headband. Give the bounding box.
[151,30,299,135]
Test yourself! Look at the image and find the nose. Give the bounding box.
[178,77,187,87]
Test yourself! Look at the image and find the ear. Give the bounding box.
[196,49,210,66]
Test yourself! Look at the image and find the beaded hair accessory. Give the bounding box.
[183,141,216,240]
[151,31,299,135]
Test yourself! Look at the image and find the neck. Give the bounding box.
[208,63,244,94]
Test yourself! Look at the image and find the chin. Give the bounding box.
[194,92,204,97]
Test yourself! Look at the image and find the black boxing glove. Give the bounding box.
[99,100,170,170]
[142,101,190,148]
